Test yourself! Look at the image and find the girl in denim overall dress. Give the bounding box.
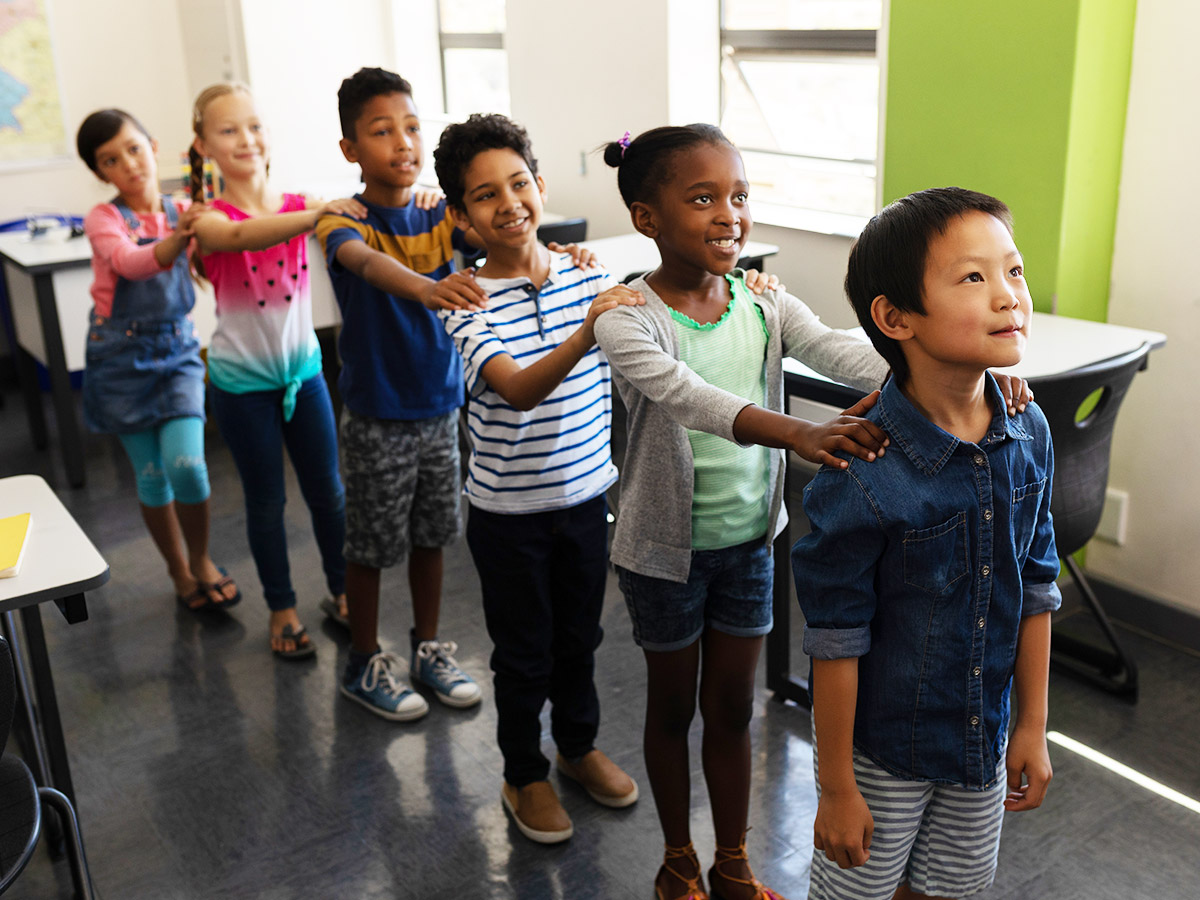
[77,108,240,612]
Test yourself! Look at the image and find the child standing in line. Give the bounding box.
[593,128,1033,900]
[792,188,1058,900]
[189,82,368,659]
[76,108,240,612]
[432,113,644,844]
[314,67,489,721]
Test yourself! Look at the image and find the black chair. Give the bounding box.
[1028,342,1151,702]
[0,634,93,898]
[537,217,587,246]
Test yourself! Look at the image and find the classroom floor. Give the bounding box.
[1,385,1198,900]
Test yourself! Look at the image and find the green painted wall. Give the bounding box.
[882,0,1136,321]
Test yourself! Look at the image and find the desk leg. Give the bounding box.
[19,601,77,807]
[34,273,86,487]
[766,466,812,708]
[0,264,48,448]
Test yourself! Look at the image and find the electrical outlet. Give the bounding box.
[1095,487,1128,545]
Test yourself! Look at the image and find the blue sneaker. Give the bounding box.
[340,651,429,721]
[411,640,482,708]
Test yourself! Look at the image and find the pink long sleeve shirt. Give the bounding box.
[84,198,193,318]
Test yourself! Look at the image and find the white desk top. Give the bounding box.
[0,226,91,270]
[783,312,1167,384]
[0,475,109,609]
[580,232,779,282]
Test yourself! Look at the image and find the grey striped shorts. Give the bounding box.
[808,738,1006,899]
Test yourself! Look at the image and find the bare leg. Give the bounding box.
[409,545,442,642]
[140,502,195,600]
[174,498,236,602]
[644,641,703,898]
[347,560,381,657]
[700,630,764,899]
[893,883,948,900]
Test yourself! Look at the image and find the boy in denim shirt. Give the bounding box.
[792,187,1060,900]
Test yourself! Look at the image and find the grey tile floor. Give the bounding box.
[2,385,1199,899]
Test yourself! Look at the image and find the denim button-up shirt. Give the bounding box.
[792,374,1061,789]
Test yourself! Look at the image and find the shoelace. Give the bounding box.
[360,651,408,698]
[416,640,468,684]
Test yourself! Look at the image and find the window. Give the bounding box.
[719,0,882,231]
[437,0,510,118]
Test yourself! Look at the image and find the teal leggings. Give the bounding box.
[117,416,210,507]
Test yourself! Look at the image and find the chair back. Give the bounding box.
[537,217,587,246]
[1027,343,1150,557]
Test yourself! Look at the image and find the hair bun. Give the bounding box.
[602,141,625,168]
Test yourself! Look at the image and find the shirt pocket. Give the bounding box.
[1011,477,1048,560]
[903,511,970,597]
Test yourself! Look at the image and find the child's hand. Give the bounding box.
[743,268,784,295]
[176,202,208,236]
[548,241,598,269]
[1004,724,1053,812]
[580,285,644,341]
[423,268,488,312]
[318,197,368,220]
[791,391,889,468]
[413,186,445,210]
[992,373,1033,416]
[813,787,874,869]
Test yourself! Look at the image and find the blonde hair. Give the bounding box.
[188,82,253,281]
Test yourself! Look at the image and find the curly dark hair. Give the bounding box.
[337,67,413,140]
[602,124,733,208]
[433,113,539,211]
[845,187,1014,385]
[76,109,152,175]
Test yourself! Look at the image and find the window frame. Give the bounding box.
[435,2,507,117]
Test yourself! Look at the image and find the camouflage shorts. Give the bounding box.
[340,408,462,569]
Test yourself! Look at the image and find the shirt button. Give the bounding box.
[984,509,993,520]
[973,667,982,676]
[978,618,986,629]
[981,565,991,576]
[970,716,980,726]
[973,454,985,466]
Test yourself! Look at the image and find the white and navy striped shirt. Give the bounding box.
[439,253,619,514]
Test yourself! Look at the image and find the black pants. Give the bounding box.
[466,494,608,787]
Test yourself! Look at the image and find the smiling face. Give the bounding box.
[339,91,423,195]
[898,210,1030,376]
[194,89,269,182]
[92,120,159,200]
[636,140,751,276]
[451,147,545,254]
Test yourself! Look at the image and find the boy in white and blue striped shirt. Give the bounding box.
[434,114,645,845]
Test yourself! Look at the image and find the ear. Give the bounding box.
[536,174,547,205]
[150,137,160,157]
[448,204,472,232]
[870,294,914,341]
[630,201,657,239]
[339,137,358,164]
[190,136,205,159]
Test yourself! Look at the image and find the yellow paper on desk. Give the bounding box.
[0,513,32,578]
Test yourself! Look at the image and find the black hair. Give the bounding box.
[602,124,734,208]
[845,186,1014,385]
[337,67,413,140]
[433,113,539,211]
[76,108,151,176]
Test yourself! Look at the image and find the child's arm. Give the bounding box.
[332,240,488,312]
[475,284,644,410]
[1005,610,1053,811]
[84,203,198,278]
[193,197,366,254]
[732,392,888,469]
[812,657,874,869]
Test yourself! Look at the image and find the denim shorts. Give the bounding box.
[616,538,774,652]
[341,408,461,568]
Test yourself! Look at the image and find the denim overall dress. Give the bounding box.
[82,197,206,434]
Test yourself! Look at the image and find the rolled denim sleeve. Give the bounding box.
[792,467,885,659]
[1021,427,1063,617]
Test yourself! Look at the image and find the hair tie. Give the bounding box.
[617,131,632,158]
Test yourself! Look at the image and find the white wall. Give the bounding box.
[1088,0,1200,616]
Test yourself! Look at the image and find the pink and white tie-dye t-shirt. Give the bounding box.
[201,193,322,419]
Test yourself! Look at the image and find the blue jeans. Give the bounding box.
[211,375,346,611]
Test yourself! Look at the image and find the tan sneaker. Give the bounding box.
[501,781,574,844]
[556,749,639,808]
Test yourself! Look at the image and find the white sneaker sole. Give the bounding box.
[557,764,640,808]
[338,683,429,721]
[411,673,483,708]
[501,788,574,844]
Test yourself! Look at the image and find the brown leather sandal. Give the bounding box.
[708,833,787,900]
[656,842,709,900]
